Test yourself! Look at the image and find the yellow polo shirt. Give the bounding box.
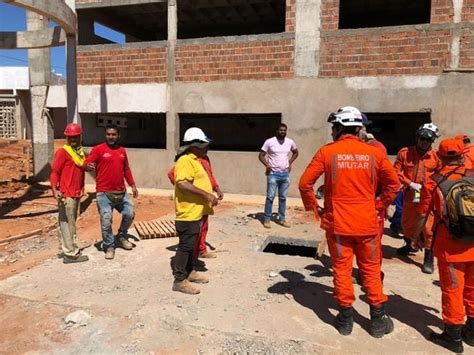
[174,153,214,221]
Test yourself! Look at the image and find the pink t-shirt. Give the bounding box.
[261,137,297,172]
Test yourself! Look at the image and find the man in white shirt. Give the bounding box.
[258,123,299,228]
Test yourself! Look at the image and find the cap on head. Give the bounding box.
[417,123,440,139]
[183,127,211,144]
[327,106,364,127]
[64,123,82,136]
[438,138,464,158]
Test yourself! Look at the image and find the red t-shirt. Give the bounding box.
[50,148,85,198]
[85,143,135,192]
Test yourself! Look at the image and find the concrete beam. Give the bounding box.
[76,0,167,9]
[4,0,76,35]
[0,27,66,49]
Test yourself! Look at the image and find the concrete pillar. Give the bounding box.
[66,34,79,124]
[27,11,54,181]
[294,0,322,77]
[166,0,178,151]
[449,0,463,70]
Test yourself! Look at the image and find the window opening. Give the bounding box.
[179,113,281,152]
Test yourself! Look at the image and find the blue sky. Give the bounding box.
[0,3,66,76]
[0,3,125,78]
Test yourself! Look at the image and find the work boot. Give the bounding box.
[430,324,464,353]
[199,251,217,259]
[334,307,354,336]
[63,254,89,264]
[105,248,115,260]
[172,279,200,295]
[396,239,417,256]
[263,220,271,229]
[116,235,133,250]
[462,317,474,346]
[369,304,394,338]
[187,270,209,284]
[279,220,291,228]
[422,249,434,274]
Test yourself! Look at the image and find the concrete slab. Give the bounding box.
[0,203,454,353]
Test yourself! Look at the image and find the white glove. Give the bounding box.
[409,182,422,192]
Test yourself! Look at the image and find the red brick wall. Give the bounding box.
[319,29,451,77]
[321,0,339,31]
[460,28,474,68]
[175,39,294,82]
[286,0,296,32]
[431,0,454,23]
[463,0,474,21]
[77,47,167,85]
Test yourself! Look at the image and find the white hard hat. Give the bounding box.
[327,106,364,127]
[417,123,440,139]
[183,127,211,143]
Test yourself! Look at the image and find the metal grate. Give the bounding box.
[0,100,17,139]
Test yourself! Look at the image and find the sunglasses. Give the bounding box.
[418,137,434,143]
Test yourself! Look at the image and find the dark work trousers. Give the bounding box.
[173,220,202,281]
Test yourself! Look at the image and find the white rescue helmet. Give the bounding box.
[417,123,440,140]
[183,127,211,143]
[327,106,364,127]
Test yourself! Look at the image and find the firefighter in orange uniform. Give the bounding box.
[394,123,441,274]
[414,138,474,353]
[455,135,474,169]
[299,106,399,338]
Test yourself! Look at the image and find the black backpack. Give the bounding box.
[432,168,474,243]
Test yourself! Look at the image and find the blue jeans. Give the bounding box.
[264,171,290,222]
[96,191,135,249]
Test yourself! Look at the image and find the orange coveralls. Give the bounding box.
[464,143,474,169]
[394,146,440,248]
[299,135,399,308]
[418,165,474,325]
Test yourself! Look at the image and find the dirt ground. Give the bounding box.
[0,140,463,354]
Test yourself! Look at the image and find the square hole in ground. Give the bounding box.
[260,236,318,258]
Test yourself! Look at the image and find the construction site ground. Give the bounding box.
[0,140,456,354]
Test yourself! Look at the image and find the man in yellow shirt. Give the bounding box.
[172,128,219,294]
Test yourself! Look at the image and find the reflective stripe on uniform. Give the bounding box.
[335,235,342,257]
[449,263,458,289]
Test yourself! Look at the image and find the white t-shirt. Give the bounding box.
[261,137,297,173]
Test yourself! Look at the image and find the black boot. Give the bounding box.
[396,238,417,256]
[369,304,394,338]
[430,324,464,353]
[463,317,474,347]
[422,249,434,274]
[334,307,354,336]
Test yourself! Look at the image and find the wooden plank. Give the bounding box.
[163,219,175,236]
[151,220,167,238]
[159,219,173,237]
[155,219,171,238]
[141,221,154,239]
[145,221,158,238]
[135,222,147,239]
[166,219,177,236]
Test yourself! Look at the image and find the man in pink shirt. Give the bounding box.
[85,124,139,260]
[258,123,299,228]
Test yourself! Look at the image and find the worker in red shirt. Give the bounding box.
[85,124,139,260]
[455,134,474,169]
[299,106,399,338]
[393,123,441,274]
[414,138,474,353]
[50,123,89,264]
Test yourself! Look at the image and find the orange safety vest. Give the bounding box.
[299,135,400,236]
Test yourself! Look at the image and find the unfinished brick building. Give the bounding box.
[46,0,474,195]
